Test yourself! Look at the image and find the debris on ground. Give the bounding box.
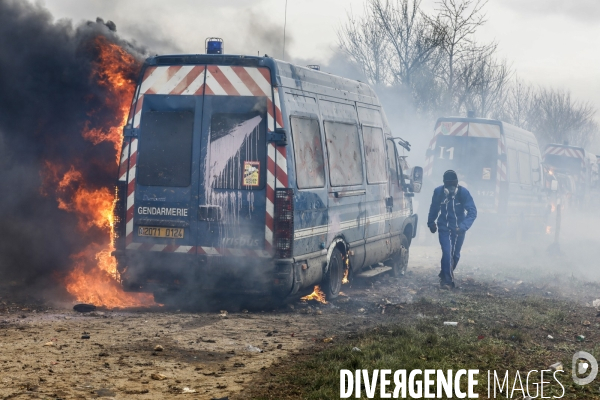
[323,337,334,343]
[219,310,228,318]
[154,345,164,351]
[550,362,563,371]
[151,373,167,381]
[583,320,591,326]
[548,335,554,340]
[577,335,586,342]
[351,347,361,352]
[245,345,263,353]
[182,387,197,393]
[73,304,96,313]
[443,321,458,326]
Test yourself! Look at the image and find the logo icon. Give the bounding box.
[572,351,598,385]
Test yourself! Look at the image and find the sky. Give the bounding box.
[34,0,600,142]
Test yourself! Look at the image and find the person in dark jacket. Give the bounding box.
[427,170,477,288]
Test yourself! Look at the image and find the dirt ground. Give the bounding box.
[1,229,599,399]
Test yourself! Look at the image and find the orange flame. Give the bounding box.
[301,285,328,304]
[546,226,552,235]
[42,36,154,308]
[342,256,350,284]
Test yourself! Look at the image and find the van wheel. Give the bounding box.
[392,235,410,277]
[324,248,344,299]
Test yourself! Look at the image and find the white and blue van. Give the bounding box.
[113,46,422,302]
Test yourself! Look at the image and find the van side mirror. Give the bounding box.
[410,166,423,193]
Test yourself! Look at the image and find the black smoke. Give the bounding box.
[0,0,144,299]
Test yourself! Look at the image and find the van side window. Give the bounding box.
[507,148,519,182]
[324,121,364,186]
[531,155,541,183]
[386,140,399,184]
[290,117,325,189]
[518,151,532,185]
[138,110,194,187]
[362,126,387,184]
[209,112,266,190]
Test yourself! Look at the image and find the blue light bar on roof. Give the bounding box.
[206,38,224,54]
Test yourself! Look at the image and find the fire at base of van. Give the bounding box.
[339,369,566,399]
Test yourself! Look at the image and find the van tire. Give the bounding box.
[323,248,344,299]
[391,234,409,277]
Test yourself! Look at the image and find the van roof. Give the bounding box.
[435,117,539,145]
[143,54,379,105]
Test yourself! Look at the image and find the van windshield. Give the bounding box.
[544,154,582,175]
[208,112,266,190]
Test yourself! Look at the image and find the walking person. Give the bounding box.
[427,170,477,289]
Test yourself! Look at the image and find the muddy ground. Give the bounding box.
[1,227,599,399]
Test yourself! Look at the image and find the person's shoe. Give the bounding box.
[440,281,455,290]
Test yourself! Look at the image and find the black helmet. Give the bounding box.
[443,170,458,185]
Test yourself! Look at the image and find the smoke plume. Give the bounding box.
[0,0,144,300]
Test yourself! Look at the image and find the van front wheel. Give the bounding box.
[323,248,344,299]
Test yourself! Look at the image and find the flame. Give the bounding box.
[546,226,552,234]
[42,36,154,308]
[342,256,350,284]
[301,285,328,304]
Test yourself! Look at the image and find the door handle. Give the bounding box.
[333,189,366,198]
[199,205,222,221]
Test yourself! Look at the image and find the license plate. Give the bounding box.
[137,226,184,239]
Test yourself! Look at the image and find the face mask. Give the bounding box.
[444,185,457,196]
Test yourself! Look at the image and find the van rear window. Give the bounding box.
[209,112,266,190]
[137,111,194,187]
[290,117,325,189]
[324,121,364,186]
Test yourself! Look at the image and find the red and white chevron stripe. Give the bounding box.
[468,123,501,138]
[121,63,287,256]
[544,145,584,159]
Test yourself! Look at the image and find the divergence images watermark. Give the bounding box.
[339,352,598,399]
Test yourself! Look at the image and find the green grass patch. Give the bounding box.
[245,295,600,399]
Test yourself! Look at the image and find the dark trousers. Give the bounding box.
[438,229,465,284]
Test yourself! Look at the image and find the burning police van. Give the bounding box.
[424,116,549,232]
[112,44,422,302]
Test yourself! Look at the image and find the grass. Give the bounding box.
[241,295,600,400]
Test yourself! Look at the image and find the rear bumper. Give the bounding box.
[113,249,295,296]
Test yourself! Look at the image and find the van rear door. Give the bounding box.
[197,69,270,254]
[133,93,201,252]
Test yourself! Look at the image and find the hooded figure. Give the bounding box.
[427,170,477,288]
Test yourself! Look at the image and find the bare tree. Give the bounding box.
[432,0,493,113]
[338,7,391,85]
[456,48,511,117]
[500,77,534,128]
[370,0,444,87]
[529,88,598,148]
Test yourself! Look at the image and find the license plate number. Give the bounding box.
[137,226,184,239]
